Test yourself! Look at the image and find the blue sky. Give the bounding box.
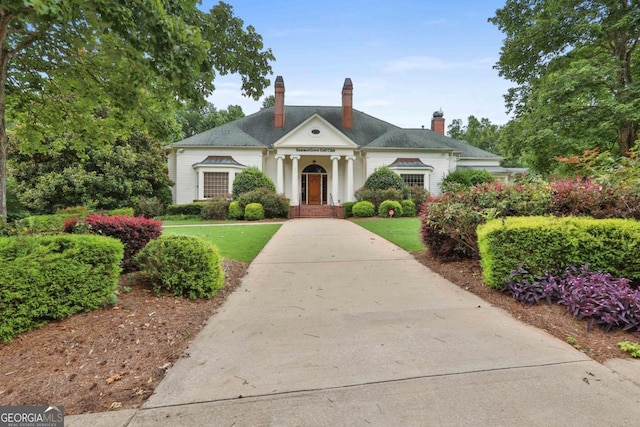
[199,0,512,130]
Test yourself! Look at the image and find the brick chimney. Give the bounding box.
[342,78,353,129]
[431,110,445,135]
[274,75,285,128]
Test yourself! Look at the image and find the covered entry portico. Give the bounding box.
[272,112,359,207]
[274,148,357,206]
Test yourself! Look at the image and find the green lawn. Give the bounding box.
[162,224,282,262]
[351,217,425,253]
[161,219,236,226]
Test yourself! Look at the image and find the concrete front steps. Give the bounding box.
[289,204,344,219]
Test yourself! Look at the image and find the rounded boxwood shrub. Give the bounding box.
[228,200,244,220]
[245,203,264,221]
[352,201,375,217]
[364,166,406,191]
[401,199,416,217]
[379,200,403,218]
[232,166,275,198]
[343,201,355,218]
[354,187,405,210]
[135,235,224,299]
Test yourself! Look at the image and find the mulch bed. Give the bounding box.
[0,252,637,415]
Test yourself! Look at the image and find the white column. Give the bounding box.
[290,155,300,206]
[197,169,204,200]
[275,154,285,194]
[331,155,340,205]
[346,155,355,202]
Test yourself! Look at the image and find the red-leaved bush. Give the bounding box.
[421,181,551,261]
[549,178,640,220]
[65,214,162,272]
[421,178,640,262]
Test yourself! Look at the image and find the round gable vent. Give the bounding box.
[310,128,321,137]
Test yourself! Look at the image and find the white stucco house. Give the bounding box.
[167,76,516,217]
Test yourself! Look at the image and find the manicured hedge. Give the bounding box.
[165,203,205,216]
[135,235,224,299]
[478,216,640,289]
[0,234,123,341]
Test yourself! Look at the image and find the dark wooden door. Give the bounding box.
[308,174,321,204]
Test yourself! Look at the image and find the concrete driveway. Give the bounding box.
[68,219,640,426]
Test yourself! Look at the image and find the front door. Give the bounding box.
[308,174,322,205]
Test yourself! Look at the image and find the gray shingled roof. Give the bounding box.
[172,106,501,160]
[193,155,246,167]
[388,158,433,168]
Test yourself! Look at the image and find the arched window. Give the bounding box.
[302,164,327,174]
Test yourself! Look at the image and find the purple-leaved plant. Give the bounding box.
[505,264,640,332]
[557,266,640,332]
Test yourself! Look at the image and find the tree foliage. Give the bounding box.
[490,0,640,172]
[0,0,275,220]
[177,102,245,139]
[12,132,173,213]
[261,94,275,109]
[448,115,501,153]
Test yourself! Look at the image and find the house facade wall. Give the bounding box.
[171,147,264,204]
[168,147,468,205]
[363,150,454,195]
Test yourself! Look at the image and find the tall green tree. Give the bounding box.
[177,102,245,139]
[490,0,640,172]
[12,132,173,213]
[447,115,501,153]
[261,94,275,109]
[0,0,274,221]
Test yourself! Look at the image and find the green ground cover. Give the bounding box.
[162,224,282,262]
[352,217,425,253]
